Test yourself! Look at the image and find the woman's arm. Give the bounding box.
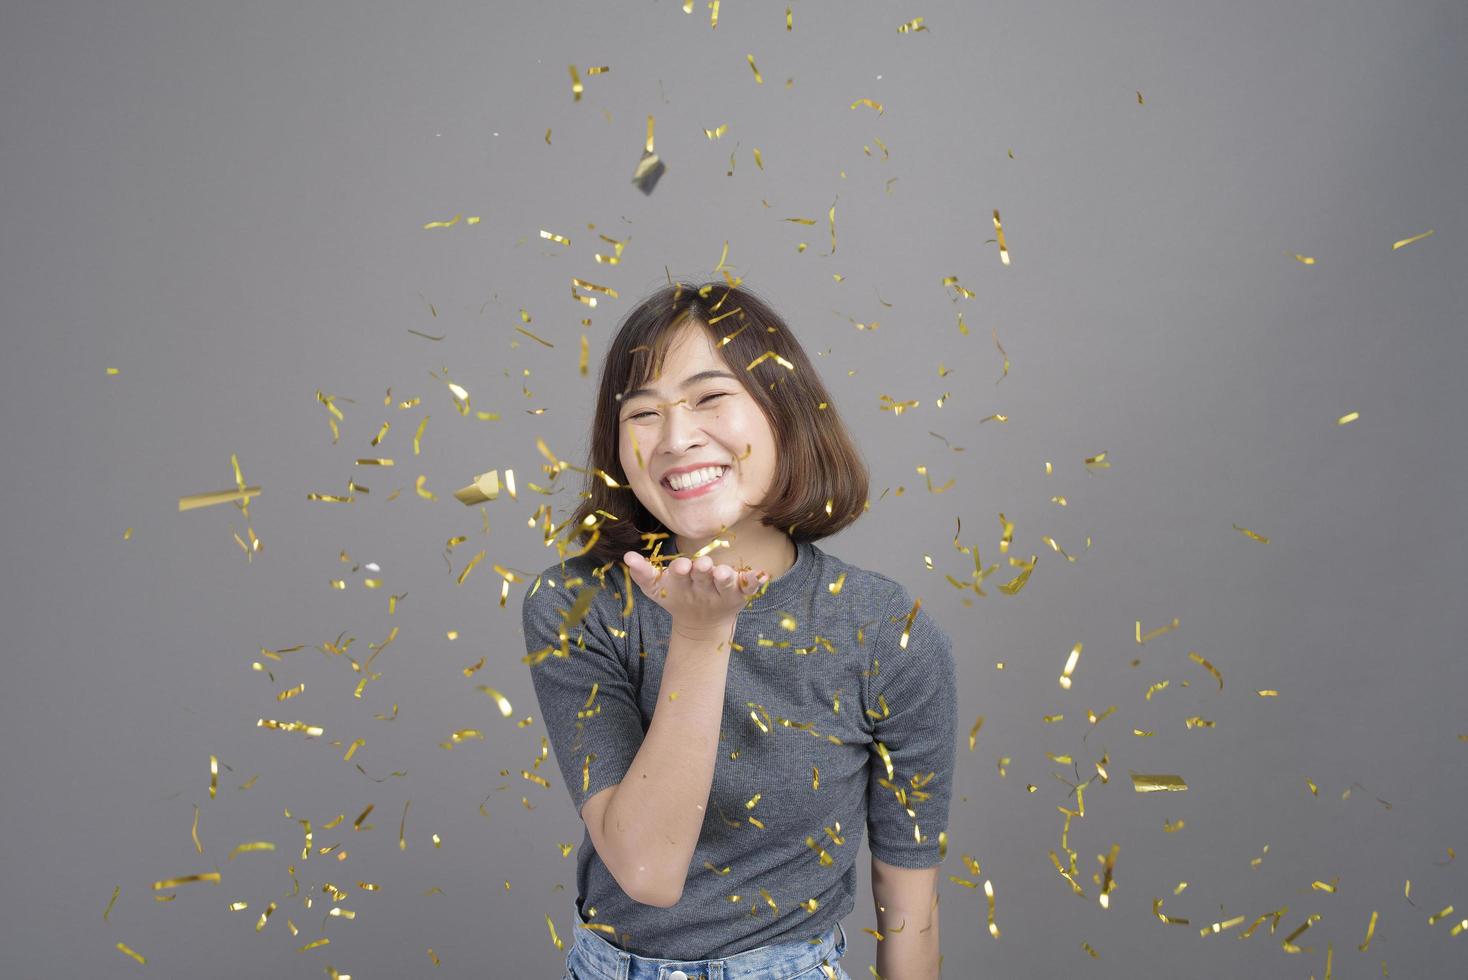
[870,854,941,979]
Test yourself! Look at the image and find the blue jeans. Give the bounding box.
[562,919,851,980]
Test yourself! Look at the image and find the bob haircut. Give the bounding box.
[564,280,869,568]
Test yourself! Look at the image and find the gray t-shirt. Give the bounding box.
[522,537,957,960]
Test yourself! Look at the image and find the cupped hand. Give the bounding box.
[622,551,769,637]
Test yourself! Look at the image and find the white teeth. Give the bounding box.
[666,466,727,491]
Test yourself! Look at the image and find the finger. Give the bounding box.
[711,565,734,591]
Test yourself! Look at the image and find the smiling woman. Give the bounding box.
[528,280,953,978]
[566,280,870,570]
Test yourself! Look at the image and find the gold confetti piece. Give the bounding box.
[116,941,146,965]
[983,879,1000,937]
[226,841,276,860]
[453,469,501,505]
[122,526,133,539]
[587,65,610,75]
[568,65,582,101]
[1428,904,1455,925]
[399,800,410,851]
[1137,90,1145,104]
[1131,773,1187,793]
[476,686,514,717]
[299,937,330,952]
[1153,898,1189,925]
[106,366,120,375]
[1083,450,1110,470]
[152,872,222,890]
[544,128,551,144]
[1281,913,1321,952]
[422,214,464,230]
[192,804,203,853]
[1312,877,1339,893]
[897,16,928,32]
[178,486,262,512]
[1291,252,1316,265]
[1232,523,1270,543]
[1257,689,1279,697]
[1337,411,1359,425]
[1058,642,1082,689]
[1165,819,1185,833]
[703,122,729,139]
[540,229,571,247]
[747,54,762,83]
[941,275,975,299]
[991,209,1010,265]
[456,549,485,586]
[1188,651,1223,690]
[103,885,121,920]
[708,0,719,27]
[1136,617,1180,644]
[753,147,763,170]
[1391,229,1434,249]
[850,98,884,114]
[414,474,436,501]
[257,718,324,737]
[632,115,666,194]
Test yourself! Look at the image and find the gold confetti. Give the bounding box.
[1136,617,1180,644]
[992,209,1010,265]
[850,98,884,115]
[540,229,571,247]
[984,879,1000,938]
[414,475,436,501]
[568,65,583,101]
[709,0,719,28]
[1391,229,1433,250]
[257,718,324,737]
[746,54,763,83]
[1337,411,1360,425]
[103,885,120,920]
[545,128,551,144]
[179,486,262,512]
[704,123,729,139]
[152,872,222,890]
[1083,451,1110,470]
[1428,904,1455,926]
[1131,773,1187,793]
[632,115,666,194]
[192,804,203,853]
[897,17,928,33]
[1059,642,1081,689]
[1291,252,1316,265]
[476,686,514,717]
[116,942,146,965]
[454,469,501,505]
[1232,523,1270,543]
[1137,90,1145,104]
[1153,897,1189,925]
[1188,651,1223,690]
[941,275,975,299]
[299,937,330,952]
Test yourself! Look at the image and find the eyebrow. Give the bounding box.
[622,369,740,403]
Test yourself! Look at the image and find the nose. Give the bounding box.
[653,401,710,455]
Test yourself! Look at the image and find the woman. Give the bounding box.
[524,281,956,979]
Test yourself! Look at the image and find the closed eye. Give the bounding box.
[628,392,726,421]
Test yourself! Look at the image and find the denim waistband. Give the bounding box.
[568,918,848,980]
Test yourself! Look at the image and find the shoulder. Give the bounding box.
[522,553,621,620]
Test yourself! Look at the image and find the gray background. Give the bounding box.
[2,0,1465,976]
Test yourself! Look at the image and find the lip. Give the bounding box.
[660,465,731,499]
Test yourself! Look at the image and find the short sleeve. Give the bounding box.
[864,582,958,869]
[523,567,648,816]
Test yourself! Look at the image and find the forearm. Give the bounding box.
[602,621,732,905]
[873,889,941,980]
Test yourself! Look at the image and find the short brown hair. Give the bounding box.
[561,281,869,568]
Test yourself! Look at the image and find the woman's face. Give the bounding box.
[617,320,780,551]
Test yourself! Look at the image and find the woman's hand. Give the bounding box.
[623,551,769,637]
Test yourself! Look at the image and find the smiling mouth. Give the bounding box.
[661,466,731,495]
